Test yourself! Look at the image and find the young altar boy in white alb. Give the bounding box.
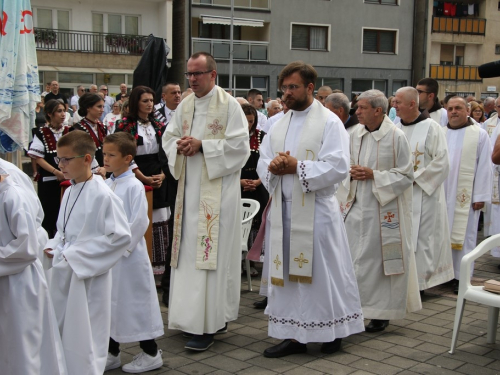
[44,130,131,375]
[0,173,68,375]
[102,133,164,373]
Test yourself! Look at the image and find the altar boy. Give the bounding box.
[44,130,131,375]
[102,133,164,373]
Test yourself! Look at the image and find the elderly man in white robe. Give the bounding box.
[0,172,68,375]
[393,87,454,291]
[257,61,364,358]
[337,89,421,333]
[444,97,492,293]
[163,52,250,352]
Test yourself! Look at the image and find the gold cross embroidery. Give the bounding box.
[274,255,282,270]
[293,253,309,268]
[412,143,424,172]
[182,120,190,136]
[384,212,395,222]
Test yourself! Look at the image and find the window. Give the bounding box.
[291,24,328,51]
[481,92,499,99]
[496,45,500,55]
[440,44,465,66]
[362,29,397,54]
[199,23,241,40]
[365,0,398,4]
[352,79,387,96]
[34,8,70,30]
[392,80,407,95]
[316,78,344,92]
[92,13,139,35]
[217,75,268,97]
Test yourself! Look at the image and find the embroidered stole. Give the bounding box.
[268,100,328,286]
[405,119,431,250]
[448,125,480,250]
[170,86,228,270]
[337,121,405,276]
[485,118,500,205]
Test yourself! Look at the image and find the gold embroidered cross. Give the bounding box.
[384,212,395,222]
[293,253,309,268]
[274,255,282,270]
[182,120,189,136]
[412,143,424,172]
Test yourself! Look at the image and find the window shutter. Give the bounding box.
[363,30,378,52]
[292,25,309,49]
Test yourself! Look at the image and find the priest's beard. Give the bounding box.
[285,94,310,111]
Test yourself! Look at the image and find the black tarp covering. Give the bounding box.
[133,35,170,104]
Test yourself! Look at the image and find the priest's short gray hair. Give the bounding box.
[358,89,388,113]
[396,87,419,106]
[324,93,350,113]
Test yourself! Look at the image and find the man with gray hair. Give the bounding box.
[70,85,85,112]
[484,97,497,119]
[337,89,421,333]
[324,93,358,132]
[393,87,453,292]
[89,84,98,93]
[100,85,115,108]
[266,100,282,118]
[315,85,333,106]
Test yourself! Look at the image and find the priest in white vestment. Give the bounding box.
[482,106,500,258]
[393,87,454,290]
[0,174,68,375]
[257,62,364,358]
[443,97,492,293]
[162,52,250,352]
[337,89,421,333]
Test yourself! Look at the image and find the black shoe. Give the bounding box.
[253,297,268,310]
[365,320,389,332]
[215,323,228,335]
[321,338,342,354]
[162,293,168,307]
[420,290,425,297]
[263,339,307,358]
[185,334,214,351]
[453,280,459,295]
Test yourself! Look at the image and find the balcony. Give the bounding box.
[34,28,150,55]
[192,0,270,10]
[429,64,481,82]
[432,16,486,36]
[192,38,268,62]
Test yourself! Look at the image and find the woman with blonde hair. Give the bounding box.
[470,101,485,124]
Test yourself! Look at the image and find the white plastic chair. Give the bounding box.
[449,234,500,354]
[241,199,260,292]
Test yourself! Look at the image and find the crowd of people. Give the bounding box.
[2,51,500,374]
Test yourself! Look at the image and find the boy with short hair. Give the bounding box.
[0,172,68,374]
[44,130,131,375]
[102,133,164,373]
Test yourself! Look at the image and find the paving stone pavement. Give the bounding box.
[108,241,500,375]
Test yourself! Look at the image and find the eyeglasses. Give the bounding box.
[54,155,85,165]
[184,71,213,78]
[281,84,304,92]
[416,89,430,94]
[101,88,108,91]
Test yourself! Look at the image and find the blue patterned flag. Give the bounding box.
[0,0,40,151]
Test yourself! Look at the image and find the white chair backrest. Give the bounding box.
[241,199,260,251]
[460,234,500,288]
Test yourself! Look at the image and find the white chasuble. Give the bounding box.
[163,85,250,335]
[397,119,454,289]
[45,176,131,375]
[257,101,364,344]
[0,177,68,375]
[444,125,492,278]
[106,173,164,343]
[338,117,421,320]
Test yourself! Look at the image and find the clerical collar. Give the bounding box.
[364,120,383,133]
[110,169,133,181]
[400,112,427,126]
[194,85,217,100]
[291,101,314,115]
[447,117,474,130]
[421,99,442,114]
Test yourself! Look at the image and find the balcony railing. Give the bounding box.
[430,64,481,81]
[432,16,486,35]
[34,28,150,55]
[192,0,270,10]
[193,38,269,62]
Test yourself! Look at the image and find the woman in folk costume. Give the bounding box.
[240,104,269,277]
[28,99,70,237]
[72,93,107,168]
[115,86,170,274]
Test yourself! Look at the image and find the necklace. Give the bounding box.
[138,117,150,126]
[49,124,64,134]
[62,173,93,245]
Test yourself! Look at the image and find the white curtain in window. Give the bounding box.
[37,9,52,29]
[108,15,122,34]
[310,27,326,50]
[125,16,138,35]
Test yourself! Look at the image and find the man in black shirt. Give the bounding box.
[44,81,68,110]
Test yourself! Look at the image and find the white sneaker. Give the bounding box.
[104,352,121,372]
[122,350,163,373]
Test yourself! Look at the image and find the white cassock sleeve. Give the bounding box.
[124,182,149,258]
[162,107,183,180]
[257,124,281,196]
[414,123,450,196]
[60,193,132,280]
[372,131,414,206]
[202,101,250,180]
[296,115,350,192]
[0,190,39,277]
[473,130,493,203]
